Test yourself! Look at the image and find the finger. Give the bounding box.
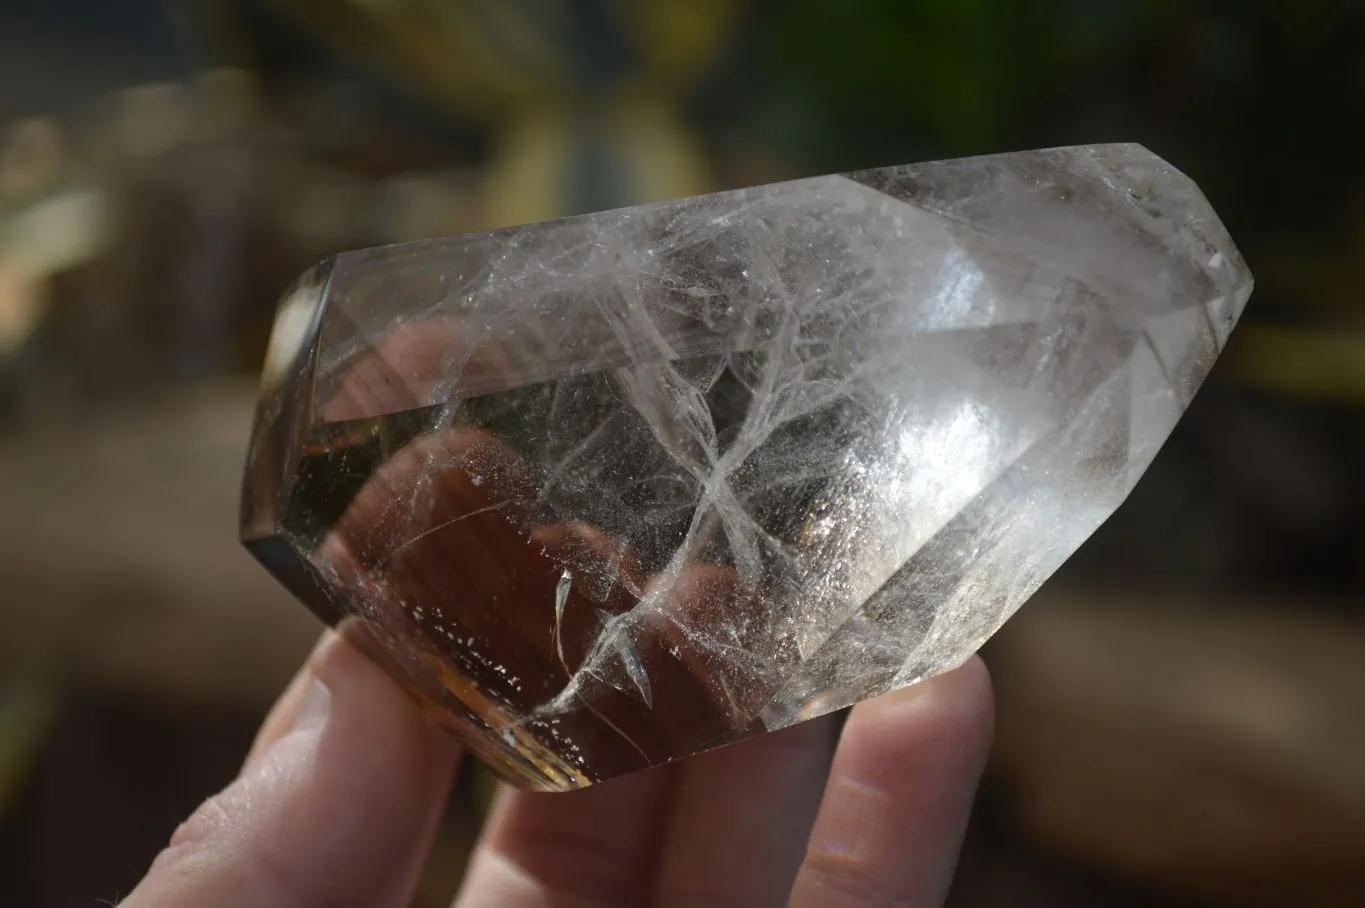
[318,314,514,423]
[242,632,331,769]
[123,631,461,908]
[454,766,676,908]
[788,657,994,908]
[652,716,836,908]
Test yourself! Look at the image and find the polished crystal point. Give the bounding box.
[241,144,1251,790]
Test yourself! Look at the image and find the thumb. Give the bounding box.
[122,631,460,908]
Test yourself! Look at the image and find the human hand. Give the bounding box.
[166,308,994,906]
[120,631,991,908]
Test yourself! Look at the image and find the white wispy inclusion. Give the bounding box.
[873,399,1008,585]
[923,244,990,328]
[250,144,1252,786]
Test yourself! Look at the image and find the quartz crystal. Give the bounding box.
[241,144,1252,790]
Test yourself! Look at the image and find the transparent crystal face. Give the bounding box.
[241,144,1252,790]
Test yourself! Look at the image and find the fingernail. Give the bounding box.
[292,678,332,734]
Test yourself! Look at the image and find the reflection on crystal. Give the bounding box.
[240,144,1252,790]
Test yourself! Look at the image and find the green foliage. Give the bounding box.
[721,1,1365,311]
[731,0,1171,165]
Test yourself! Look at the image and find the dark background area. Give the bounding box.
[1,2,1362,906]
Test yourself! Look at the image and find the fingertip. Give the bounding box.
[243,630,338,769]
[843,656,996,803]
[789,657,995,908]
[853,656,995,768]
[127,631,460,908]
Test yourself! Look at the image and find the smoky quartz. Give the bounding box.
[241,144,1252,790]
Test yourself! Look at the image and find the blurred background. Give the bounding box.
[1,1,1362,905]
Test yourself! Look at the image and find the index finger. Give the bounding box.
[123,630,461,908]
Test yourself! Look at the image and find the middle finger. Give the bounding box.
[651,715,836,907]
[453,765,676,908]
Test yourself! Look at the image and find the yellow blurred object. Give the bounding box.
[100,83,198,162]
[484,94,710,226]
[2,189,113,275]
[264,0,743,122]
[610,0,743,92]
[262,0,564,122]
[0,118,67,204]
[261,0,744,220]
[1222,322,1365,405]
[0,187,113,354]
[0,255,43,355]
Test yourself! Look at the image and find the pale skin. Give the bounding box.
[128,314,995,906]
[121,632,992,908]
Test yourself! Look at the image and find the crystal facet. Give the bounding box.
[241,144,1252,790]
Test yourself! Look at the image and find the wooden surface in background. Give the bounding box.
[0,382,317,709]
[990,590,1365,908]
